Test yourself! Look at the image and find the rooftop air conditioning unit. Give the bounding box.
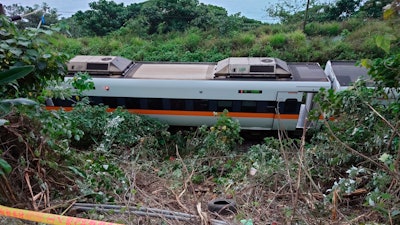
[227,57,276,75]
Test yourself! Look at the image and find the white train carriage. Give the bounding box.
[325,60,398,102]
[51,56,331,130]
[324,60,371,91]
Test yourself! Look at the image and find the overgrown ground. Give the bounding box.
[1,98,398,224]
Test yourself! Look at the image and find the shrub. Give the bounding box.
[232,33,256,48]
[304,22,341,36]
[269,33,287,48]
[183,30,202,52]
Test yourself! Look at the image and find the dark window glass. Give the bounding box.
[232,101,241,112]
[217,100,232,112]
[265,102,276,113]
[241,101,257,112]
[185,100,193,110]
[170,99,185,110]
[140,99,148,109]
[89,96,103,105]
[162,99,170,110]
[193,99,209,111]
[52,98,74,107]
[125,98,141,108]
[255,101,276,113]
[279,99,300,114]
[148,98,163,110]
[209,100,217,111]
[102,97,119,108]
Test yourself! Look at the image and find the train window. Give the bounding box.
[241,101,257,112]
[125,98,141,109]
[278,99,300,114]
[140,99,148,109]
[147,98,163,110]
[209,100,217,111]
[89,96,103,105]
[232,101,241,112]
[170,99,186,110]
[256,101,276,113]
[162,99,170,110]
[52,98,74,107]
[193,99,209,111]
[217,100,232,112]
[185,100,194,110]
[102,97,119,108]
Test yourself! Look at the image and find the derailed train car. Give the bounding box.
[47,56,370,130]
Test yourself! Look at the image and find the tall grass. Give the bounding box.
[304,22,342,36]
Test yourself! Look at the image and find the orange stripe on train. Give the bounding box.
[45,106,299,120]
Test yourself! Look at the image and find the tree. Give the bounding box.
[139,0,201,34]
[324,0,362,20]
[71,0,130,36]
[266,0,336,24]
[190,3,228,31]
[359,0,393,18]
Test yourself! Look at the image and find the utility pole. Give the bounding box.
[303,0,311,32]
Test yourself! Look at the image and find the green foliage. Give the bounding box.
[359,0,393,18]
[71,0,130,36]
[195,110,243,156]
[70,72,95,93]
[66,100,170,152]
[268,33,287,48]
[63,0,260,37]
[41,72,94,104]
[360,34,399,91]
[266,0,310,24]
[304,22,341,36]
[72,152,128,203]
[0,16,67,99]
[0,66,34,85]
[311,41,400,222]
[0,158,11,175]
[244,143,285,186]
[268,0,392,24]
[0,65,35,176]
[362,54,400,89]
[183,30,202,52]
[324,0,363,21]
[286,30,306,46]
[232,33,256,49]
[141,0,201,34]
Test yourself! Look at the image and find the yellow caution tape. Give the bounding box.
[0,204,123,225]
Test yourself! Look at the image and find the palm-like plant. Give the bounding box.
[0,66,36,126]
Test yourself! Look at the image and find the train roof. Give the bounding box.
[325,60,373,90]
[67,55,329,82]
[329,61,370,86]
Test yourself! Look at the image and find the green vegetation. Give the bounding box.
[0,0,399,224]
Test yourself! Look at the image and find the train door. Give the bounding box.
[272,91,303,130]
